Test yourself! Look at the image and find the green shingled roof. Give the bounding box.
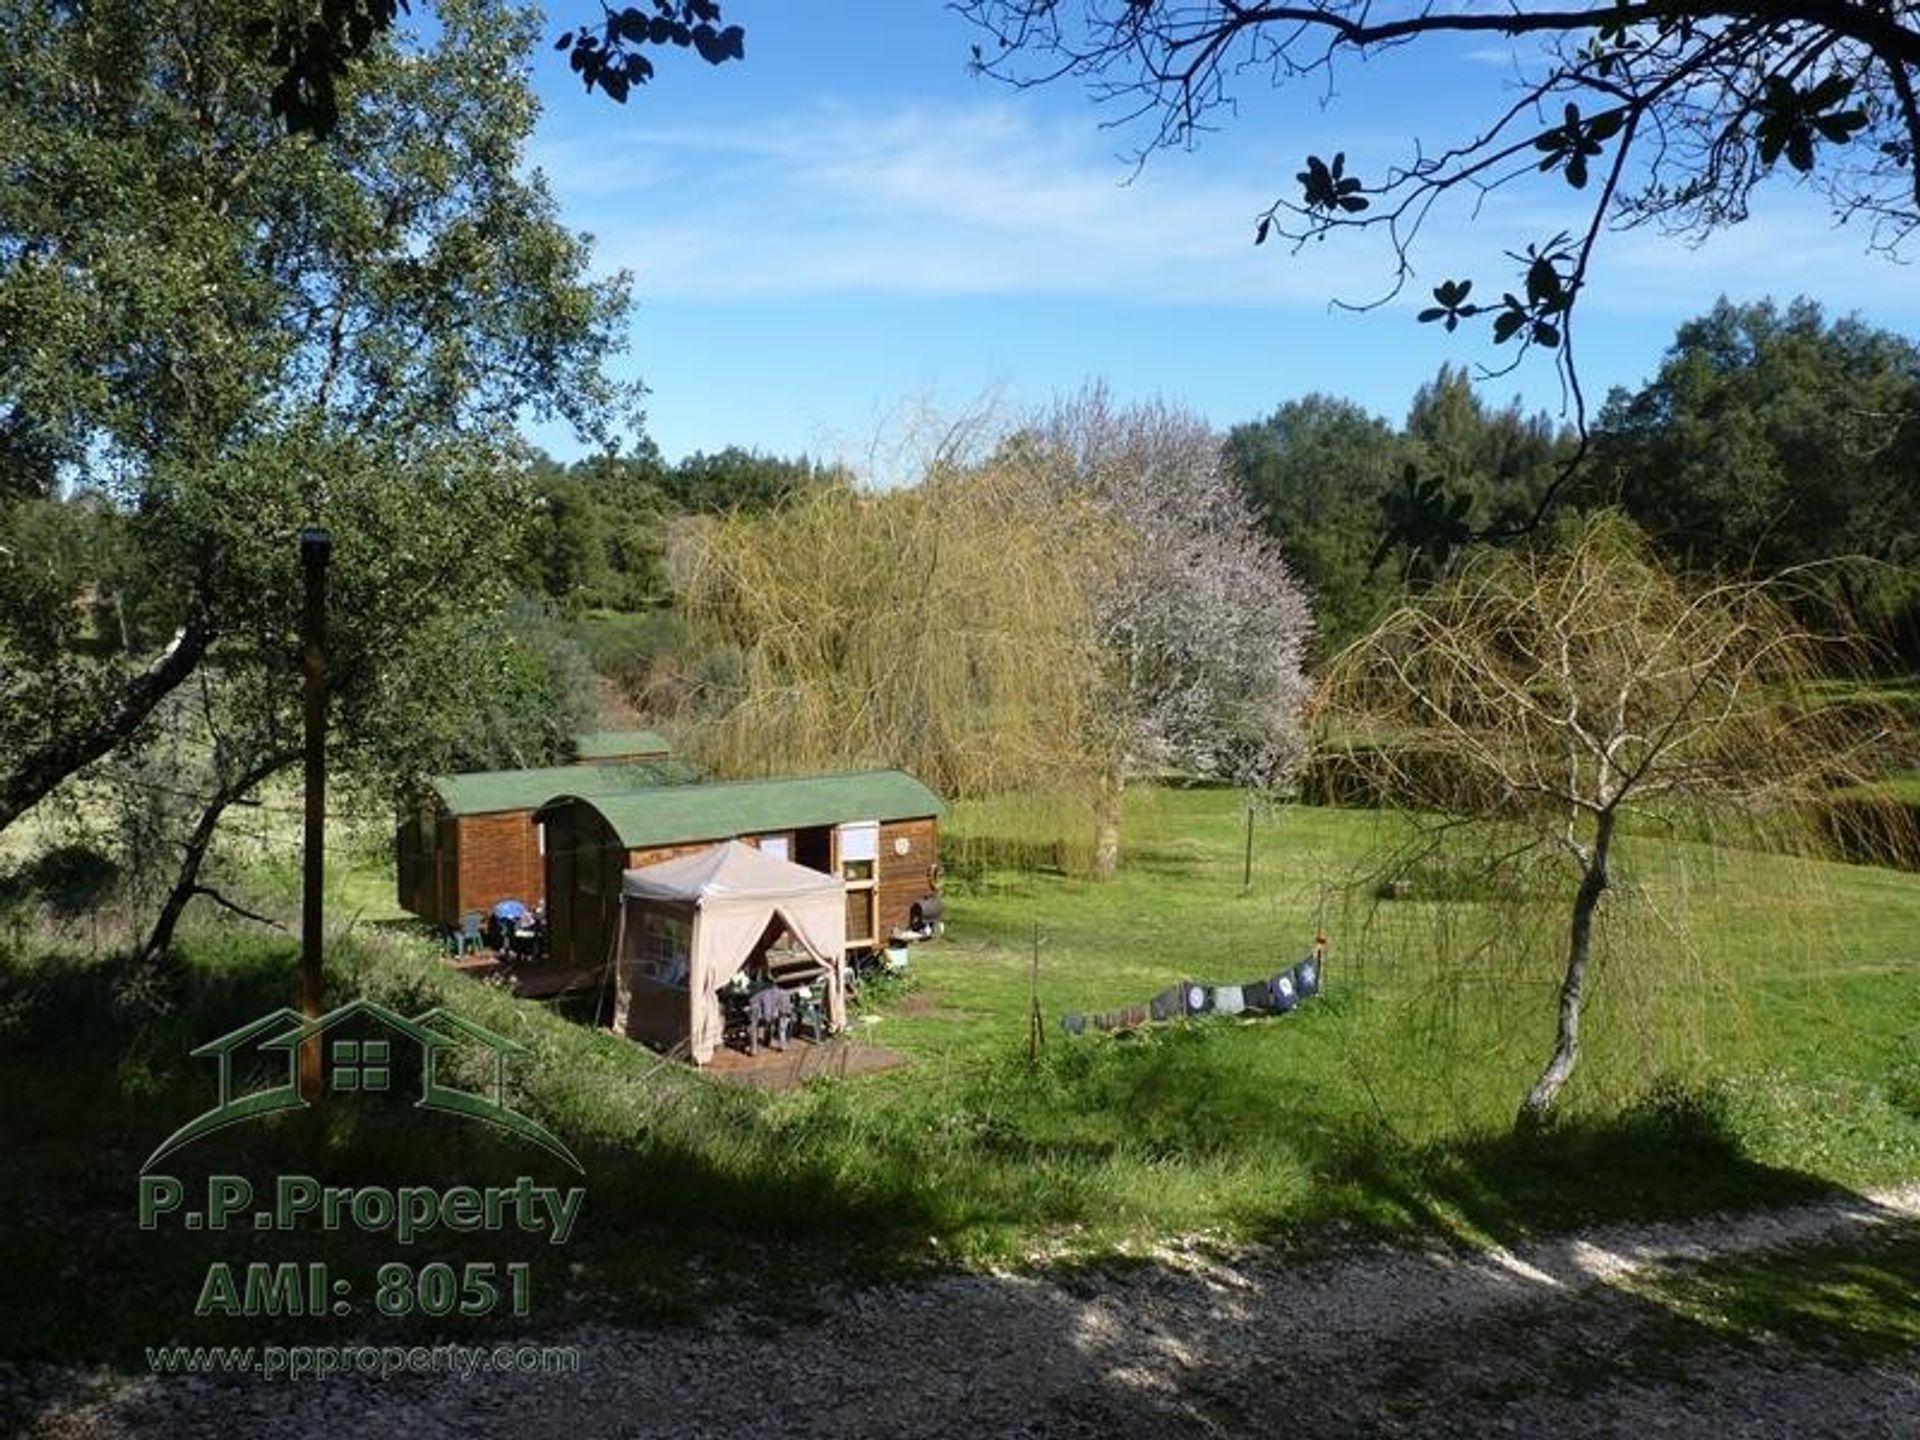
[554,769,944,850]
[432,758,700,817]
[572,729,673,760]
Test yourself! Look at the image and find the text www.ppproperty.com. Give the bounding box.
[146,1341,580,1381]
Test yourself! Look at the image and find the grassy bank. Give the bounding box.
[2,788,1917,1368]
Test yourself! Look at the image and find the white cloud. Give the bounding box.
[533,100,1405,305]
[529,97,1920,330]
[1459,45,1522,68]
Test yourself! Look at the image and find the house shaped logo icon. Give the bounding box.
[143,998,582,1173]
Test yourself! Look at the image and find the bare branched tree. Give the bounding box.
[1317,512,1905,1126]
[956,0,1920,530]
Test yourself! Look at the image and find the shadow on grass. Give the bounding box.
[1648,1216,1920,1361]
[1344,1214,1920,1425]
[0,940,951,1373]
[0,938,1885,1396]
[959,1022,1844,1260]
[1297,1088,1837,1250]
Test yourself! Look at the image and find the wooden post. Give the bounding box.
[298,527,331,1102]
[1242,800,1254,892]
[1026,920,1044,1065]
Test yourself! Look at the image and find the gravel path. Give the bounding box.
[20,1184,1920,1438]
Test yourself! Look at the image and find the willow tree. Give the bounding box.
[677,462,1112,805]
[1318,512,1896,1126]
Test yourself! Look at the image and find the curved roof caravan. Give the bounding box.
[396,754,700,928]
[537,769,945,1004]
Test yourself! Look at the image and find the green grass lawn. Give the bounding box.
[3,787,1918,1369]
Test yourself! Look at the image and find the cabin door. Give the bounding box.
[838,821,879,951]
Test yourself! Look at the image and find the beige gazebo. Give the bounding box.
[611,841,847,1064]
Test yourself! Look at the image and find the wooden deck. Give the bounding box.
[443,953,907,1089]
[445,952,603,1001]
[701,1036,908,1090]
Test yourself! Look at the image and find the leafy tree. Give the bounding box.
[1319,512,1888,1126]
[517,443,837,616]
[956,0,1920,508]
[1223,394,1406,658]
[524,472,617,608]
[0,0,635,833]
[1389,366,1580,577]
[261,1,746,138]
[1404,368,1576,534]
[1592,297,1920,649]
[1224,373,1576,648]
[106,581,598,978]
[663,446,846,515]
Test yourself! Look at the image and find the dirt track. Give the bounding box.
[22,1183,1920,1438]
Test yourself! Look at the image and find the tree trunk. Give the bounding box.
[1092,766,1123,881]
[1519,809,1616,1128]
[134,749,296,977]
[0,613,211,833]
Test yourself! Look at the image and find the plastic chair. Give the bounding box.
[794,990,828,1042]
[453,911,484,957]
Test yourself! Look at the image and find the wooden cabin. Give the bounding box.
[570,729,673,764]
[538,769,945,979]
[396,756,700,928]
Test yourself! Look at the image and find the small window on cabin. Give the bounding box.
[759,834,791,862]
[838,821,878,862]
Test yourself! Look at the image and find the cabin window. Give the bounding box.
[759,833,791,862]
[838,821,879,863]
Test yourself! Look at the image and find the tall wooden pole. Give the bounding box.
[299,527,331,1102]
[1242,800,1254,892]
[1026,920,1044,1065]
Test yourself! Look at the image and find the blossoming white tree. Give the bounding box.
[1007,391,1315,877]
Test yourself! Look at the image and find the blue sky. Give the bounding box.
[518,3,1920,476]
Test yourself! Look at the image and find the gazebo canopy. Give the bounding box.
[622,838,842,908]
[618,841,847,1063]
